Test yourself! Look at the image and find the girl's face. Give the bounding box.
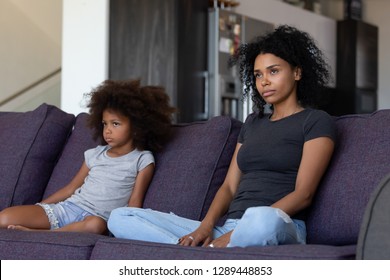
[102,109,133,156]
[253,53,301,106]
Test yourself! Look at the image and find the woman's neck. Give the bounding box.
[270,104,303,121]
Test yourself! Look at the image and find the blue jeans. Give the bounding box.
[108,206,306,247]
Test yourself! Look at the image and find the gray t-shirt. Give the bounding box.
[227,108,336,220]
[67,145,154,220]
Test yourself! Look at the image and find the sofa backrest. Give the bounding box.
[143,116,242,221]
[44,113,101,198]
[44,113,242,222]
[306,110,390,245]
[0,104,75,210]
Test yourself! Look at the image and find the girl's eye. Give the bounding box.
[270,69,278,74]
[113,122,120,127]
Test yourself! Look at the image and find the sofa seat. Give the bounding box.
[90,238,356,260]
[0,229,109,260]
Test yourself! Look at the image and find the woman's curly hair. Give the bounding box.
[85,79,176,153]
[230,25,331,116]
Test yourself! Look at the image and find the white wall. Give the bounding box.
[0,0,62,105]
[61,0,109,115]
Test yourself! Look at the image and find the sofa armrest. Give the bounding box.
[356,173,390,259]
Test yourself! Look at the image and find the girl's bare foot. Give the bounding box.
[7,225,33,231]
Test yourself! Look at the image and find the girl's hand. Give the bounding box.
[178,226,213,247]
[204,231,232,248]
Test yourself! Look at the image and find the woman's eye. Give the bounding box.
[254,73,262,79]
[270,69,278,74]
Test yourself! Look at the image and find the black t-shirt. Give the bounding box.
[227,108,336,220]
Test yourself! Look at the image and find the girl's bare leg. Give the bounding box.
[0,205,50,229]
[1,204,107,234]
[54,216,107,234]
[6,215,107,235]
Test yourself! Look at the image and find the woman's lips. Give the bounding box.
[262,90,275,97]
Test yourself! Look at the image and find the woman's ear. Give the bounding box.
[294,67,302,81]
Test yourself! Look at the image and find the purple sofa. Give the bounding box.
[0,103,389,260]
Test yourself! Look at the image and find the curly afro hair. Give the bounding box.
[230,25,331,116]
[85,79,176,153]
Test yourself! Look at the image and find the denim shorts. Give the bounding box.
[36,201,93,229]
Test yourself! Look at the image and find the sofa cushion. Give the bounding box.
[143,116,242,221]
[306,110,390,245]
[44,113,102,198]
[0,104,75,210]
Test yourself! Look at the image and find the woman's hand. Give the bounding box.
[178,226,213,247]
[178,144,243,247]
[179,229,233,248]
[204,231,232,248]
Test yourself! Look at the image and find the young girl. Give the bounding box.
[0,79,176,234]
[107,25,336,247]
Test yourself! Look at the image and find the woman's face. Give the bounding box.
[253,53,301,106]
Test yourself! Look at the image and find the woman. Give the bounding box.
[107,25,336,247]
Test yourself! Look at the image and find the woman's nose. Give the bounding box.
[261,79,269,86]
